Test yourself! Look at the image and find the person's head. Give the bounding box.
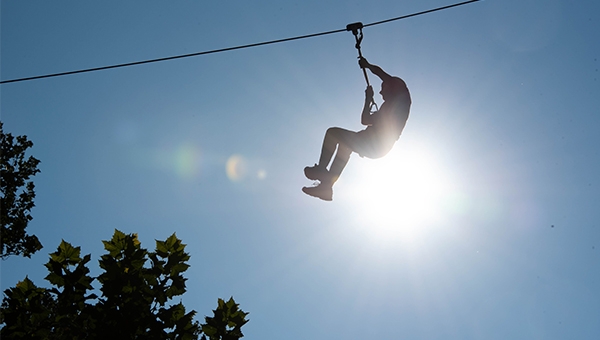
[380,77,406,101]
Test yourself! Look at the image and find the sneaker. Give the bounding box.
[304,164,329,181]
[302,183,333,201]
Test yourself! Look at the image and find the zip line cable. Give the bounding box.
[0,0,481,85]
[363,0,481,28]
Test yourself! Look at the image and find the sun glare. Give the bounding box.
[344,142,455,241]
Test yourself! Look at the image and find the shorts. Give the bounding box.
[340,128,396,159]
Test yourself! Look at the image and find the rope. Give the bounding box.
[0,0,482,84]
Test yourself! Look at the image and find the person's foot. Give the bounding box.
[304,164,329,181]
[302,183,333,201]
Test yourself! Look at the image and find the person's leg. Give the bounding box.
[303,129,392,201]
[305,127,357,181]
[318,127,356,168]
[308,128,359,188]
[326,143,352,186]
[302,135,355,200]
[327,132,392,186]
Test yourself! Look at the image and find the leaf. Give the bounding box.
[44,272,65,287]
[58,240,82,263]
[16,276,36,292]
[156,240,168,256]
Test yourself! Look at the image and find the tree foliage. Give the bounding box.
[201,297,249,340]
[1,122,42,259]
[1,230,249,340]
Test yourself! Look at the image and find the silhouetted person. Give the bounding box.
[302,57,411,201]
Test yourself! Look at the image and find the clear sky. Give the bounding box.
[2,0,599,339]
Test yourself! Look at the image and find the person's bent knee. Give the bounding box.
[326,127,353,139]
[326,127,342,135]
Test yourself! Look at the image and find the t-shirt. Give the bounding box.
[367,84,411,142]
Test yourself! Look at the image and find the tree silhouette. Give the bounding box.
[201,297,249,340]
[1,122,42,259]
[1,230,249,340]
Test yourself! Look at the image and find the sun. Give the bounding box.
[343,140,455,242]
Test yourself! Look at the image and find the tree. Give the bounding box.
[1,230,249,340]
[1,122,43,259]
[201,297,249,340]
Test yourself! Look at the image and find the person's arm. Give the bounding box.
[359,57,393,83]
[361,86,375,126]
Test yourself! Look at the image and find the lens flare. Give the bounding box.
[226,154,247,182]
[174,144,201,179]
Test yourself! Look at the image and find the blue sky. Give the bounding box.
[2,0,599,339]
